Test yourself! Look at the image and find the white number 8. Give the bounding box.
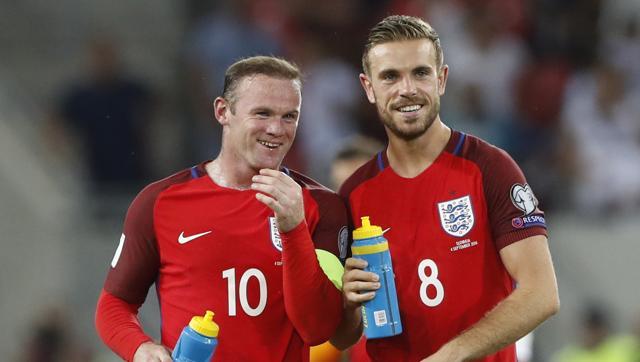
[418,259,444,307]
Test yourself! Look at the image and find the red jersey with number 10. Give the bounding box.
[340,131,547,362]
[104,162,348,361]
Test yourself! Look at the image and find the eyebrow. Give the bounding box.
[251,107,299,116]
[414,66,433,73]
[250,107,274,114]
[378,69,399,78]
[377,64,434,77]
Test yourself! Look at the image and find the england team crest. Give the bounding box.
[269,217,282,252]
[438,195,475,237]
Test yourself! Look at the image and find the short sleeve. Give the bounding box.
[481,147,548,250]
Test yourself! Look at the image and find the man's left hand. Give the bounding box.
[252,168,304,232]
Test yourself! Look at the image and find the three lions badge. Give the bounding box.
[438,195,474,237]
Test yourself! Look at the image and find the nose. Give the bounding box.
[399,76,417,97]
[265,117,285,136]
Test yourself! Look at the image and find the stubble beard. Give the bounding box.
[378,98,440,142]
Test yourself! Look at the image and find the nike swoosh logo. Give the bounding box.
[178,231,212,244]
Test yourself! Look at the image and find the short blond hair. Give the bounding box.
[362,15,444,75]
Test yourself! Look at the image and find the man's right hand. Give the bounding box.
[133,341,173,362]
[342,257,380,310]
[330,257,381,350]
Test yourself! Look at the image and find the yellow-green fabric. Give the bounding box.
[315,249,344,290]
[552,336,639,362]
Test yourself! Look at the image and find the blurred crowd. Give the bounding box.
[47,0,640,218]
[12,0,640,360]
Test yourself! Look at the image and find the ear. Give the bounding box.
[213,97,230,125]
[437,65,449,96]
[359,73,376,104]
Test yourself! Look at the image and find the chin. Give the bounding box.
[253,159,283,171]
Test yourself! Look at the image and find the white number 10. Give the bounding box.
[418,259,444,307]
[222,268,267,316]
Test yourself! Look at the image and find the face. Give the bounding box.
[361,39,448,141]
[215,74,301,171]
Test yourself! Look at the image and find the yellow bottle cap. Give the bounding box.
[189,310,219,338]
[353,216,383,240]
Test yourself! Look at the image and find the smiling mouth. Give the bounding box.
[396,104,423,113]
[258,140,281,149]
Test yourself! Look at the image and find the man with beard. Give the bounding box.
[333,15,559,362]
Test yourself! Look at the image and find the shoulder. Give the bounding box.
[452,132,523,178]
[338,154,383,199]
[130,164,204,212]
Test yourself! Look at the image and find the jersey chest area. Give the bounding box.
[352,166,490,257]
[154,188,287,277]
[350,166,507,312]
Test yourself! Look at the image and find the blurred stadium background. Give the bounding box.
[1,0,639,361]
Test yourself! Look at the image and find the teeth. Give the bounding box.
[399,105,422,112]
[258,140,279,148]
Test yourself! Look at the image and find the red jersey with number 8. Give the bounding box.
[340,131,547,362]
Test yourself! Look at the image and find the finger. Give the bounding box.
[260,168,282,177]
[343,269,379,283]
[251,174,276,186]
[258,169,291,187]
[251,182,281,200]
[160,348,173,361]
[255,192,282,213]
[344,280,381,293]
[253,185,297,215]
[345,257,369,270]
[252,176,297,203]
[346,290,376,303]
[259,169,298,188]
[259,168,285,178]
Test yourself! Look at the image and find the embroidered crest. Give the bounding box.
[510,183,538,216]
[438,195,475,237]
[269,217,282,252]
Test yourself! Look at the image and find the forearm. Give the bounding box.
[439,286,559,361]
[330,305,363,350]
[95,289,152,361]
[281,222,343,345]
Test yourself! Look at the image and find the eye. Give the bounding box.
[255,111,270,118]
[282,113,298,122]
[382,72,397,81]
[415,68,430,78]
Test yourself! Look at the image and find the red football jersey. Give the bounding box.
[104,162,349,361]
[340,131,547,362]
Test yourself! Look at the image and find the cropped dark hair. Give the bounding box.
[222,56,301,110]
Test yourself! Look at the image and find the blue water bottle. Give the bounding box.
[172,310,219,362]
[351,216,402,339]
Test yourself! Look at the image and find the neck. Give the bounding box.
[386,117,451,178]
[206,151,264,190]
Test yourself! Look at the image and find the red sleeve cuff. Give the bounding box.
[280,220,308,242]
